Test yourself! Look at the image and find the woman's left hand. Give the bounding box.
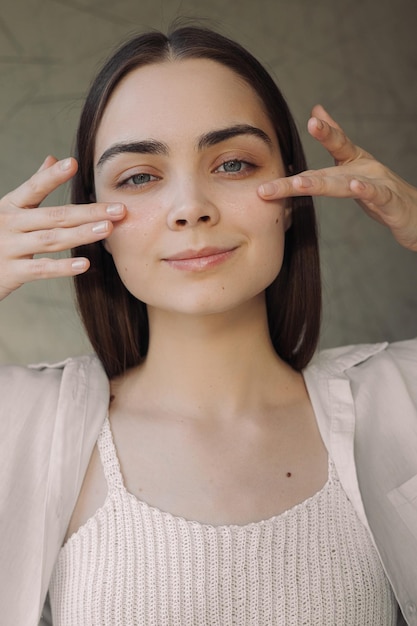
[258,104,417,251]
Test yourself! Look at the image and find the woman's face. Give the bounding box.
[94,58,290,318]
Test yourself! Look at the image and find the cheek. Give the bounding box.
[219,181,285,221]
[236,192,287,239]
[104,225,152,301]
[235,196,287,280]
[103,201,161,256]
[255,202,288,269]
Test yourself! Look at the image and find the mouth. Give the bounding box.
[162,246,238,271]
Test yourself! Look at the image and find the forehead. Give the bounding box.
[95,58,277,153]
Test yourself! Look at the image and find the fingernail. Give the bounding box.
[59,158,72,171]
[106,203,124,216]
[315,118,324,130]
[92,221,109,233]
[71,259,88,271]
[259,183,278,197]
[351,179,366,191]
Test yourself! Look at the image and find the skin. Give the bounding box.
[0,59,416,537]
[94,59,291,318]
[260,104,417,252]
[67,59,328,533]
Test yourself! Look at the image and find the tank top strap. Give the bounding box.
[327,456,339,483]
[96,416,125,491]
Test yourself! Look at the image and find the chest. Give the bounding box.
[67,401,328,540]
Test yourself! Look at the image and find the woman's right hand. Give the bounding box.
[0,155,126,302]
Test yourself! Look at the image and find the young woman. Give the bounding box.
[1,26,416,626]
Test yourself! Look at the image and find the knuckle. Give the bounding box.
[31,258,52,279]
[335,130,348,146]
[38,228,58,248]
[330,127,347,147]
[316,178,327,193]
[359,158,387,179]
[88,204,101,218]
[27,174,42,195]
[372,161,389,178]
[49,205,69,224]
[0,206,19,233]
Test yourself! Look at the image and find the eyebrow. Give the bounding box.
[96,139,168,169]
[197,124,273,151]
[95,124,274,170]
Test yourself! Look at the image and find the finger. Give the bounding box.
[350,179,417,249]
[349,178,394,210]
[12,201,126,232]
[307,105,371,165]
[0,255,91,300]
[2,256,91,289]
[258,173,386,202]
[310,104,343,132]
[259,173,348,200]
[348,179,406,227]
[36,155,58,173]
[9,218,121,258]
[4,157,78,209]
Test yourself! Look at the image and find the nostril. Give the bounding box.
[173,214,211,228]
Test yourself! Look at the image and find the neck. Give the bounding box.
[120,296,300,421]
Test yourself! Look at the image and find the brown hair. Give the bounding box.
[72,25,321,378]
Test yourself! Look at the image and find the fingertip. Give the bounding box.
[350,179,367,192]
[258,182,278,198]
[106,202,126,217]
[311,103,327,117]
[37,155,58,172]
[308,116,325,134]
[71,258,90,274]
[59,157,75,172]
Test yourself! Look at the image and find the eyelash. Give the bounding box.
[115,158,257,190]
[116,172,159,189]
[214,159,256,176]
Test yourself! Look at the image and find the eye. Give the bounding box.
[116,172,159,189]
[215,159,256,176]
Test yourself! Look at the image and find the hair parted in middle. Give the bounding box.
[72,24,321,378]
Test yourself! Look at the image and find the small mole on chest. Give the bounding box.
[286,472,292,478]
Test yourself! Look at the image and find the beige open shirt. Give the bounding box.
[1,341,416,625]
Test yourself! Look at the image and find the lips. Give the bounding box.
[164,247,234,261]
[163,246,237,271]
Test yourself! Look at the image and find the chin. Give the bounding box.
[145,288,268,320]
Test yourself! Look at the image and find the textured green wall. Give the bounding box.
[1,0,416,363]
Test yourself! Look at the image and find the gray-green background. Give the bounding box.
[1,0,416,364]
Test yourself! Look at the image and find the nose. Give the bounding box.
[166,178,220,230]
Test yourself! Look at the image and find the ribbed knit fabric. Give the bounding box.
[49,418,396,625]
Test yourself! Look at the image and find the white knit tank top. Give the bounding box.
[49,417,396,625]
